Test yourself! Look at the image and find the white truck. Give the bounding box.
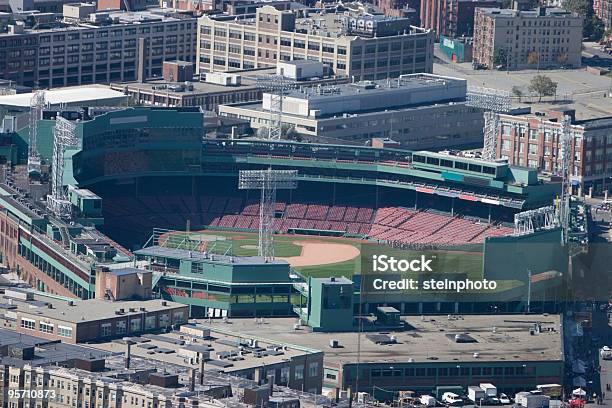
[442,392,464,407]
[419,395,436,407]
[468,386,485,403]
[515,392,550,408]
[479,383,497,398]
[601,346,612,360]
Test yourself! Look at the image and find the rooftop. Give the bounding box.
[480,7,576,17]
[0,86,126,109]
[134,245,289,266]
[8,292,187,323]
[191,315,563,366]
[0,329,108,367]
[87,325,320,374]
[282,74,465,101]
[0,8,195,36]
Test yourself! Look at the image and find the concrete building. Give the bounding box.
[196,6,434,81]
[495,109,612,195]
[208,315,564,398]
[0,8,197,88]
[420,0,501,38]
[218,73,485,149]
[472,6,583,70]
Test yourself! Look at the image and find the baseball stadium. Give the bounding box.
[0,107,574,329]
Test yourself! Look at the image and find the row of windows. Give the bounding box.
[369,365,528,378]
[37,23,193,43]
[20,318,73,338]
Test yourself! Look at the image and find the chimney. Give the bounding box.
[268,374,275,396]
[199,358,205,385]
[125,341,132,369]
[189,368,196,392]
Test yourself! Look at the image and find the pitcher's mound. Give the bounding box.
[278,241,360,267]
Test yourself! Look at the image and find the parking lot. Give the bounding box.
[433,45,612,119]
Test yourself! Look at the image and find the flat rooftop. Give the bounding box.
[282,74,465,101]
[0,86,126,109]
[111,78,260,96]
[0,8,195,36]
[87,326,319,375]
[192,315,563,366]
[481,7,575,17]
[135,245,289,266]
[0,329,108,367]
[7,292,187,323]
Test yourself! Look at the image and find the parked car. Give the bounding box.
[500,394,511,404]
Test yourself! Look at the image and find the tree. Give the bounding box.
[527,51,539,66]
[556,52,569,65]
[563,0,605,40]
[512,85,524,102]
[528,75,558,102]
[492,48,507,68]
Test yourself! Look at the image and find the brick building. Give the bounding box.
[473,6,582,70]
[420,0,501,38]
[495,109,612,194]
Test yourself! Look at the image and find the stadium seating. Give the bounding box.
[102,194,513,248]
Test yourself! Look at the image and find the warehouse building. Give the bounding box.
[196,6,434,81]
[206,314,564,399]
[0,8,197,87]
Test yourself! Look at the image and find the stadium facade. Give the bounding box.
[0,106,569,323]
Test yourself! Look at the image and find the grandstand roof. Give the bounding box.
[0,87,127,109]
[134,245,289,266]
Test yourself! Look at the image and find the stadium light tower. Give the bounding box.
[466,87,511,161]
[47,116,79,219]
[256,73,296,140]
[238,169,297,261]
[558,115,573,243]
[28,91,45,177]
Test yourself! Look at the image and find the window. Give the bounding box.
[501,140,511,151]
[280,367,290,383]
[116,320,127,335]
[58,325,73,338]
[295,365,304,380]
[21,318,35,330]
[145,316,156,330]
[528,144,538,154]
[130,318,141,333]
[101,323,112,337]
[40,322,54,334]
[309,362,319,377]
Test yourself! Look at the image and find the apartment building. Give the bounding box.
[473,6,583,70]
[0,9,197,88]
[420,0,501,38]
[197,6,434,81]
[495,109,612,194]
[595,0,612,30]
[219,73,485,149]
